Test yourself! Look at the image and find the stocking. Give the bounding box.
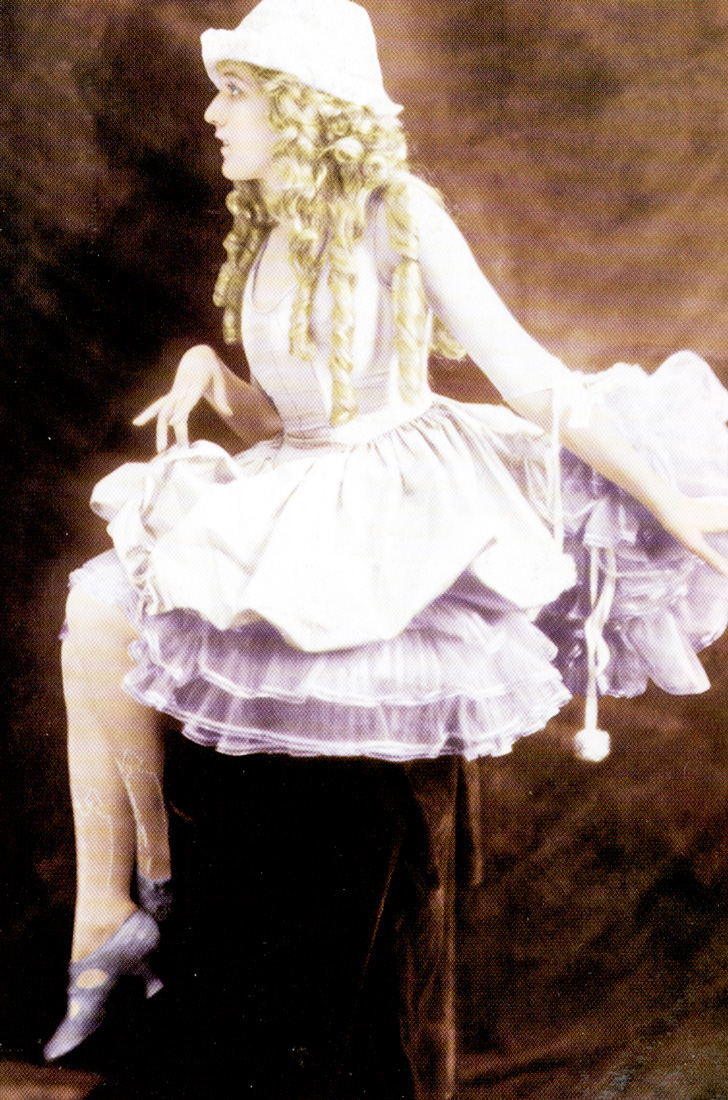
[62,586,170,962]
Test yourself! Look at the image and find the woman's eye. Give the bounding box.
[225,82,245,99]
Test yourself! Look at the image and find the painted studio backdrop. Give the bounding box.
[4,1,728,1097]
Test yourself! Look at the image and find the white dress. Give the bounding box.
[74,183,728,760]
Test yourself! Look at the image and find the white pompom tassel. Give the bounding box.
[574,726,611,762]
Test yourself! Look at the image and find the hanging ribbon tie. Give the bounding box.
[548,379,615,762]
[573,546,616,762]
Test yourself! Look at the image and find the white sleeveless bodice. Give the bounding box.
[241,224,434,445]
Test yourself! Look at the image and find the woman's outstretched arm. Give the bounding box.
[410,181,728,575]
[510,386,728,576]
[134,343,282,452]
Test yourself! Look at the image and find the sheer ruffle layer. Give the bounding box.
[535,352,728,698]
[68,550,570,760]
[424,353,728,703]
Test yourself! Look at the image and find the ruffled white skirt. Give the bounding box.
[72,351,728,761]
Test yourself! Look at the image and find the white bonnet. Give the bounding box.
[200,0,402,116]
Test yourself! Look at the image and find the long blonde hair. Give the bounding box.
[213,62,463,425]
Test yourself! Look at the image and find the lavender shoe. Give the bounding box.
[44,910,162,1062]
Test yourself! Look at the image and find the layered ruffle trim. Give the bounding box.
[533,352,728,698]
[69,550,570,760]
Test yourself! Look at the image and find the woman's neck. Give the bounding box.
[258,174,294,234]
[250,221,298,312]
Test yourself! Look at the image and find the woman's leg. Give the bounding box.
[62,585,170,961]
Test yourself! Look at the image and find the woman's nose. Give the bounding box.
[204,93,224,125]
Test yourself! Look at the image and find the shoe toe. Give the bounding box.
[44,1015,93,1061]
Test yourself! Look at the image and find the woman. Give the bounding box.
[45,0,728,1095]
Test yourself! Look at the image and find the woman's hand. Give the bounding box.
[651,493,728,576]
[133,345,234,452]
[510,388,728,576]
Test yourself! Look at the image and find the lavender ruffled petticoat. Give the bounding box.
[70,351,728,762]
[538,352,728,700]
[70,550,571,760]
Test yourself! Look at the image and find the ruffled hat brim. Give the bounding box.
[201,0,403,116]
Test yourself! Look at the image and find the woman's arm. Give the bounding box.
[511,387,728,575]
[409,181,574,401]
[410,182,728,574]
[133,344,282,452]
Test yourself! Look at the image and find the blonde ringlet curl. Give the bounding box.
[214,182,274,344]
[212,62,464,425]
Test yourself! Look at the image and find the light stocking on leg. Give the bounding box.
[63,586,170,962]
[117,745,169,884]
[44,590,166,1062]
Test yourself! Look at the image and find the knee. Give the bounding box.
[63,585,135,655]
[65,585,103,640]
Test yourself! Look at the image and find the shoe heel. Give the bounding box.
[134,960,163,999]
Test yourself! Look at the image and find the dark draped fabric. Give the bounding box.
[164,742,469,1100]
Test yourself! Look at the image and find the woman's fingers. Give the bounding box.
[133,349,231,449]
[696,543,728,577]
[172,420,189,448]
[154,398,184,452]
[706,550,728,577]
[210,372,233,418]
[656,495,728,575]
[156,411,170,454]
[694,530,728,576]
[171,399,195,448]
[676,519,728,577]
[132,397,166,426]
[694,496,728,533]
[134,387,203,451]
[168,389,202,451]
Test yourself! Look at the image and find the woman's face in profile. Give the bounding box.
[204,68,278,184]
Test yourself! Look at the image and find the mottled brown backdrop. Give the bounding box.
[3,2,728,1096]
